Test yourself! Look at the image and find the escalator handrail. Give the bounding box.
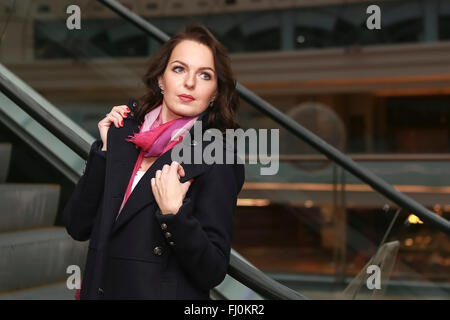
[0,64,92,159]
[97,0,450,235]
[228,254,309,300]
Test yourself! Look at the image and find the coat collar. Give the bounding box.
[108,106,213,235]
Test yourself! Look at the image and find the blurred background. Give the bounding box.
[0,0,449,299]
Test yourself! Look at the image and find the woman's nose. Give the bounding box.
[184,73,195,89]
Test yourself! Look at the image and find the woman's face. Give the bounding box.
[158,40,218,122]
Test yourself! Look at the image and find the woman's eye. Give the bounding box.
[200,73,211,80]
[173,66,184,73]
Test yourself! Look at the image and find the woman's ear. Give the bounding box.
[211,90,218,101]
[157,76,163,90]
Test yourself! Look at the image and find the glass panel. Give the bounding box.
[234,100,450,299]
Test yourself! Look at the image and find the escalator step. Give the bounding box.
[0,227,88,293]
[0,280,76,300]
[0,184,60,232]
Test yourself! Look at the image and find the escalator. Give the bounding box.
[0,83,88,299]
[0,0,448,300]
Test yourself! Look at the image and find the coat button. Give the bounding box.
[191,140,198,146]
[153,246,163,256]
[98,288,104,295]
[164,232,172,238]
[161,223,167,230]
[169,242,175,247]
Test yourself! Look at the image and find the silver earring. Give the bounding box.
[209,101,214,108]
[160,88,164,95]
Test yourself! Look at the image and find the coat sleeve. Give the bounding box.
[63,139,107,241]
[154,162,245,291]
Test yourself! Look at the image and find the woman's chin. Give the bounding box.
[169,106,202,118]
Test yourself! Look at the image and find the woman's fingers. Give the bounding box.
[169,161,185,178]
[106,105,131,128]
[103,111,120,128]
[152,170,161,192]
[113,105,130,114]
[110,109,125,128]
[100,105,131,127]
[152,163,190,215]
[162,164,170,174]
[150,178,158,197]
[155,163,186,186]
[97,104,131,148]
[155,164,186,179]
[175,162,185,178]
[112,105,130,121]
[181,179,192,194]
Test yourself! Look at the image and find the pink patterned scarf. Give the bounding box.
[127,104,197,157]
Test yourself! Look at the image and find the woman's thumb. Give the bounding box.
[182,178,194,192]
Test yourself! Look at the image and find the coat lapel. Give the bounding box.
[103,116,140,230]
[110,109,212,235]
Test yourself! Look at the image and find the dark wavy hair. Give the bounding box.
[135,24,240,133]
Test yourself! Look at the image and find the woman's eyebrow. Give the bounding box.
[171,60,215,74]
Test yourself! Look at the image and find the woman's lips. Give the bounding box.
[178,94,195,102]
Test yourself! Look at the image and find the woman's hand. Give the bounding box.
[98,105,131,151]
[151,161,192,215]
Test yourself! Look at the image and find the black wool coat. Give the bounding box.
[63,100,245,299]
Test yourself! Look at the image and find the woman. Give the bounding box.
[63,24,245,300]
